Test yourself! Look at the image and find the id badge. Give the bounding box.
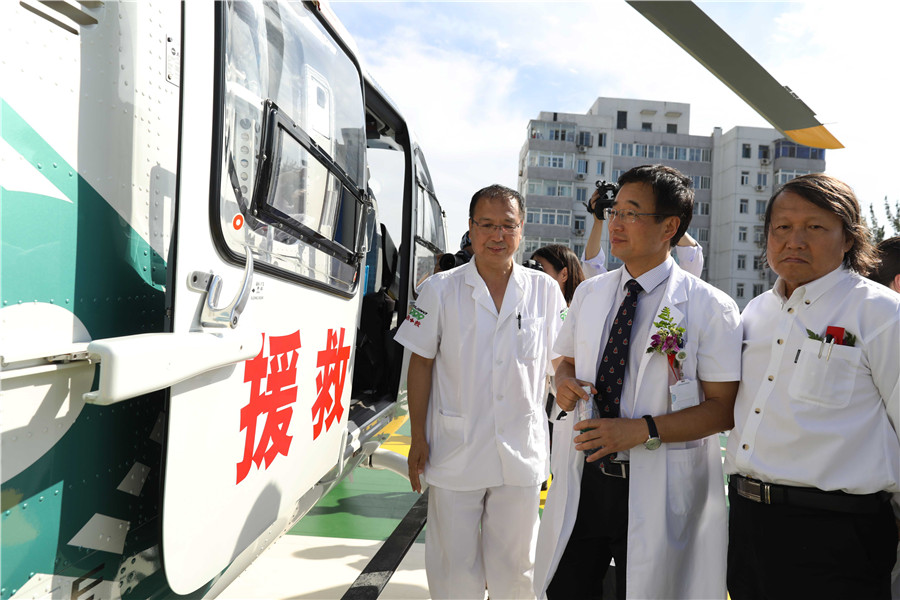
[670,378,700,411]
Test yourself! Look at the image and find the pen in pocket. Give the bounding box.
[794,349,801,363]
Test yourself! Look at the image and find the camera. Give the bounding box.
[438,249,471,271]
[585,179,618,219]
[522,258,544,272]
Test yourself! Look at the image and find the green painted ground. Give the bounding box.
[289,419,424,542]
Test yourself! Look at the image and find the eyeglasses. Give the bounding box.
[470,219,521,235]
[603,207,677,224]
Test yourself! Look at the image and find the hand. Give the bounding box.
[588,190,605,222]
[555,377,595,412]
[574,417,647,462]
[407,435,429,493]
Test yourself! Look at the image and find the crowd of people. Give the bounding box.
[393,166,900,600]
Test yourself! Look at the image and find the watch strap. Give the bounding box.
[642,414,659,440]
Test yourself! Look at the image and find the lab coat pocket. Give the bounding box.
[517,317,541,360]
[788,338,861,409]
[433,410,466,463]
[666,440,708,518]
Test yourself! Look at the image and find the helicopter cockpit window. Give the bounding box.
[218,0,367,294]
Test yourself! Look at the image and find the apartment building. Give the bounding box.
[517,97,826,308]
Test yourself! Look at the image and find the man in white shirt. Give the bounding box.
[581,184,704,279]
[725,173,900,599]
[535,165,742,599]
[395,184,566,600]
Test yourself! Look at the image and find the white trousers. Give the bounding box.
[425,484,541,600]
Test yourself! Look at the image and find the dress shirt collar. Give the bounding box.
[622,255,674,296]
[772,265,848,306]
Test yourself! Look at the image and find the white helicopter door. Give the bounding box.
[161,1,371,593]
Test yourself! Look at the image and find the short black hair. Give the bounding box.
[762,173,878,275]
[617,165,693,247]
[469,184,525,221]
[869,236,900,287]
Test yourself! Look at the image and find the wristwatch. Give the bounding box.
[642,415,661,450]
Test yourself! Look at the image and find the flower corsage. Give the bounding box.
[646,306,687,381]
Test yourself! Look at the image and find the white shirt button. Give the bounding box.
[787,307,795,314]
[767,375,774,381]
[754,408,761,414]
[742,443,750,450]
[777,339,784,345]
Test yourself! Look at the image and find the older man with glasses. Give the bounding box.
[395,184,566,599]
[535,164,742,600]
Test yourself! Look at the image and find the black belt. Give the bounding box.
[730,474,888,515]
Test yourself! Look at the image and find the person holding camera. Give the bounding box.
[582,180,705,279]
[396,184,566,599]
[534,165,742,600]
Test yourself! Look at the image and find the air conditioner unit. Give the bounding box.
[575,173,585,180]
[755,185,766,192]
[573,227,584,236]
[758,213,767,221]
[760,158,771,166]
[577,145,587,153]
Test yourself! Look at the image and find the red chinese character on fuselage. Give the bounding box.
[237,331,301,484]
[312,328,351,440]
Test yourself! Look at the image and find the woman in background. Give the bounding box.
[531,244,585,305]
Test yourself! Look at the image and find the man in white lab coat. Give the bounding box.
[534,165,742,599]
[396,184,566,600]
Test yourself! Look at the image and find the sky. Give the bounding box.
[329,0,900,247]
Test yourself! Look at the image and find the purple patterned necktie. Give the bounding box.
[592,278,642,470]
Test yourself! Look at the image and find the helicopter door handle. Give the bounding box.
[188,250,254,328]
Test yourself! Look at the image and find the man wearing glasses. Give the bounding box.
[395,184,566,599]
[534,165,742,599]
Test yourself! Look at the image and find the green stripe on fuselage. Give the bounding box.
[1,100,166,339]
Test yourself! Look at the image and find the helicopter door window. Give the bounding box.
[216,0,367,296]
[412,186,447,295]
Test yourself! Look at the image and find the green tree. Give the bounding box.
[865,196,899,244]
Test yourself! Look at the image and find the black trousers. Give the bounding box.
[727,483,897,600]
[547,464,628,600]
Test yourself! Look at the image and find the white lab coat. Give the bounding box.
[395,258,566,490]
[534,266,742,600]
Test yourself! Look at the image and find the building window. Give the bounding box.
[756,199,767,215]
[577,131,592,147]
[753,283,765,297]
[574,243,584,257]
[598,132,607,147]
[737,255,747,270]
[575,187,588,203]
[522,236,572,255]
[741,171,750,185]
[736,283,745,298]
[576,159,588,174]
[528,151,572,169]
[742,144,751,158]
[758,145,770,160]
[693,201,710,216]
[526,207,572,227]
[740,199,749,214]
[617,110,627,129]
[614,143,710,163]
[690,175,711,190]
[753,255,763,270]
[738,226,747,242]
[596,160,605,176]
[642,122,652,132]
[527,179,573,197]
[754,226,764,243]
[697,228,709,242]
[757,172,768,187]
[667,123,677,134]
[574,216,586,233]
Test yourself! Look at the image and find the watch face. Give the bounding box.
[644,437,661,451]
